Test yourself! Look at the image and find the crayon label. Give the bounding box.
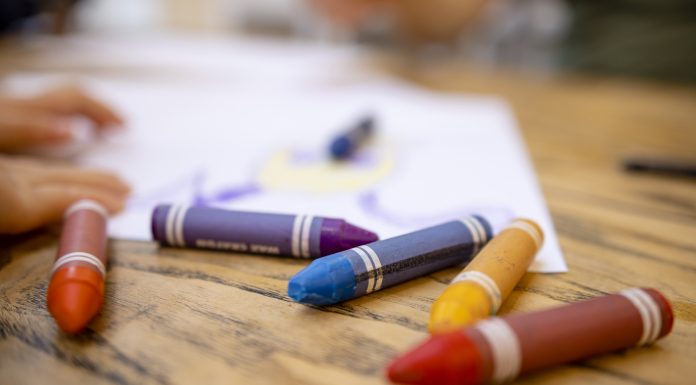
[452,271,502,313]
[346,217,492,295]
[158,206,322,257]
[51,251,106,278]
[620,288,664,346]
[476,318,522,383]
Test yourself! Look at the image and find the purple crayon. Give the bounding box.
[151,204,379,258]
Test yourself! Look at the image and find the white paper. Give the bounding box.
[1,36,566,272]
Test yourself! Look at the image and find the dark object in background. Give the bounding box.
[623,157,696,178]
[0,0,78,34]
[562,0,696,84]
[0,0,40,32]
[329,115,375,160]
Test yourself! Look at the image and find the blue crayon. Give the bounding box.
[329,115,375,160]
[288,216,493,305]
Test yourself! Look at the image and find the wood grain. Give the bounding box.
[1,44,696,385]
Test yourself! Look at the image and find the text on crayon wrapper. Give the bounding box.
[195,239,281,254]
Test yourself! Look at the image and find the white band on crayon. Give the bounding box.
[452,271,502,313]
[165,205,176,246]
[175,206,187,247]
[52,252,106,277]
[353,246,377,293]
[507,220,543,250]
[633,289,662,344]
[458,218,479,255]
[459,217,487,255]
[621,289,657,345]
[360,245,383,292]
[301,215,314,258]
[476,318,522,383]
[64,199,108,220]
[471,217,489,245]
[291,215,303,257]
[620,288,662,346]
[165,205,187,247]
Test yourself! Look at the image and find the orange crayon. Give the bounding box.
[47,199,109,334]
[429,218,543,333]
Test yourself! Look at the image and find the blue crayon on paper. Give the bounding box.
[151,204,378,258]
[329,115,375,160]
[288,216,493,305]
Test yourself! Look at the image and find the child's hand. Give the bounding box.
[0,156,130,234]
[0,85,124,152]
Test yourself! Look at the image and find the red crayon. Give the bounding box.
[47,199,109,334]
[388,288,673,385]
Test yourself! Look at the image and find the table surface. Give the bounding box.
[1,39,695,385]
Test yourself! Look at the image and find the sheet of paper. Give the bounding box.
[1,36,567,273]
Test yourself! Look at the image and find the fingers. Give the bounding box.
[27,184,128,231]
[0,156,130,234]
[0,86,124,153]
[28,165,131,196]
[69,89,125,128]
[0,110,73,151]
[24,85,125,129]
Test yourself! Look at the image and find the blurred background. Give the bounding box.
[1,0,695,84]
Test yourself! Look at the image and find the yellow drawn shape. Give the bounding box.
[256,147,394,193]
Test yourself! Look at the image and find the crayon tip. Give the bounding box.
[288,256,357,305]
[428,283,492,333]
[320,219,378,256]
[387,332,482,385]
[428,306,478,334]
[340,221,379,248]
[47,279,103,334]
[330,137,352,159]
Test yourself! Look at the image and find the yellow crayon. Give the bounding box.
[428,218,544,333]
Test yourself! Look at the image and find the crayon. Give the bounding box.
[151,204,378,258]
[329,115,374,160]
[47,200,109,334]
[388,288,674,385]
[429,218,543,333]
[288,216,493,306]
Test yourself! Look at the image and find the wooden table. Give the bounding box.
[1,40,695,385]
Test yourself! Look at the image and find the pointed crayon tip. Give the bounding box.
[387,332,482,385]
[288,263,335,305]
[428,283,493,333]
[341,221,379,247]
[288,275,309,303]
[330,137,352,159]
[319,219,378,256]
[47,280,103,334]
[288,256,357,306]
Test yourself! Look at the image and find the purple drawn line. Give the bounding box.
[127,170,206,208]
[358,190,515,229]
[125,146,383,210]
[127,168,262,208]
[193,184,261,206]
